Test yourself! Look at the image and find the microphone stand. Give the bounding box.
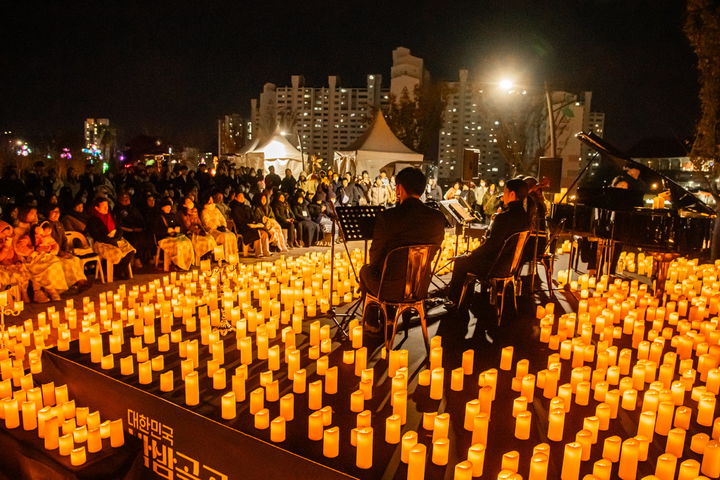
[326,201,353,340]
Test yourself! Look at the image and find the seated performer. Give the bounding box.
[359,167,445,309]
[446,178,531,306]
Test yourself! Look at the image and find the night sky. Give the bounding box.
[2,0,698,153]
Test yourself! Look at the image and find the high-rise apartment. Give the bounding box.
[250,75,390,162]
[218,114,252,156]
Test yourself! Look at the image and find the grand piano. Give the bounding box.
[550,131,716,294]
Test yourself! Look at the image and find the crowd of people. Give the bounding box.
[0,158,542,305]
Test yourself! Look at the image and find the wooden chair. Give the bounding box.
[458,230,530,322]
[361,244,440,354]
[64,231,105,283]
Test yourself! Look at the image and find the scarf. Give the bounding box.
[91,209,116,233]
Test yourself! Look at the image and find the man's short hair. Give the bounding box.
[395,167,427,196]
[504,178,529,201]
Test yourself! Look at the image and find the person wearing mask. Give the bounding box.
[444,181,462,200]
[445,179,531,306]
[424,177,443,202]
[61,197,89,233]
[272,192,301,248]
[151,199,194,270]
[86,198,136,280]
[200,196,239,261]
[291,193,322,247]
[308,191,335,244]
[177,197,217,264]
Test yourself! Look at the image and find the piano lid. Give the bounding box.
[576,131,715,216]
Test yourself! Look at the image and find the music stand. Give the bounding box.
[335,205,385,263]
[327,205,384,340]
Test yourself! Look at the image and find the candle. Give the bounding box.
[576,429,593,461]
[514,410,532,440]
[698,393,716,426]
[464,399,481,431]
[110,419,124,447]
[70,446,86,466]
[500,346,514,370]
[254,409,269,429]
[393,390,407,424]
[432,413,450,443]
[462,349,474,375]
[356,427,373,469]
[528,453,548,480]
[308,411,323,440]
[350,390,364,412]
[323,426,339,457]
[432,437,449,466]
[324,366,338,394]
[471,413,489,446]
[467,443,485,477]
[184,371,199,406]
[407,443,426,480]
[584,416,600,444]
[502,450,520,472]
[666,428,686,458]
[221,392,236,419]
[3,398,19,429]
[270,416,285,442]
[21,401,36,430]
[278,393,294,422]
[451,367,464,391]
[453,461,473,480]
[618,438,639,479]
[561,442,582,479]
[401,431,418,463]
[702,440,720,477]
[656,401,674,435]
[655,453,677,480]
[293,369,306,394]
[385,414,401,444]
[691,433,709,454]
[308,380,322,410]
[87,426,101,453]
[138,361,152,385]
[547,408,565,442]
[249,388,264,414]
[430,346,443,370]
[430,368,444,400]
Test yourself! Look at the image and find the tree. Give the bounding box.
[475,89,577,177]
[385,81,446,164]
[684,0,720,258]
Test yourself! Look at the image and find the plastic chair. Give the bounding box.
[64,231,105,283]
[153,235,171,272]
[458,230,530,322]
[361,244,440,354]
[82,234,133,283]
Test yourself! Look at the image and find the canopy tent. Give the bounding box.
[334,111,423,176]
[234,132,306,176]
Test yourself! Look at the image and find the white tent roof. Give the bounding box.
[236,131,306,176]
[336,110,423,175]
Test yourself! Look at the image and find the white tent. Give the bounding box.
[236,131,306,176]
[334,111,423,176]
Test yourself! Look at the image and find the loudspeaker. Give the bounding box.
[462,149,479,181]
[538,156,563,193]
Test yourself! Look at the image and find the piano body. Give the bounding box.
[550,132,716,294]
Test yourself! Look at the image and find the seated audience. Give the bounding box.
[86,198,136,280]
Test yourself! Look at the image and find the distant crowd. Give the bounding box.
[0,159,515,304]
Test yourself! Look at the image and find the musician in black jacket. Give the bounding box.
[360,167,446,304]
[446,178,531,305]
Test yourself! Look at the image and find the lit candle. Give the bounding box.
[3,398,19,429]
[678,459,701,480]
[385,414,401,444]
[500,346,514,370]
[250,388,264,414]
[407,443,426,480]
[430,368,444,400]
[308,380,322,410]
[323,426,339,457]
[325,366,338,394]
[350,390,364,413]
[221,392,236,419]
[462,349,474,375]
[279,393,294,421]
[547,408,565,442]
[308,411,323,440]
[109,419,124,447]
[453,461,473,480]
[501,450,519,472]
[432,413,450,443]
[702,440,720,477]
[655,453,677,480]
[666,428,686,458]
[698,393,716,426]
[393,390,407,425]
[430,346,443,370]
[618,438,639,479]
[451,368,464,391]
[270,416,285,443]
[21,401,36,431]
[528,453,548,480]
[467,443,485,477]
[184,371,199,406]
[656,401,674,436]
[254,408,269,429]
[159,371,173,392]
[515,410,532,440]
[471,413,489,446]
[138,361,152,385]
[293,369,306,394]
[70,446,86,466]
[356,427,373,469]
[86,426,101,453]
[401,431,418,463]
[561,442,582,480]
[432,437,449,466]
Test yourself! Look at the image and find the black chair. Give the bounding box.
[361,244,440,354]
[458,230,530,322]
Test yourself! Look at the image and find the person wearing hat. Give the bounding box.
[151,198,194,270]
